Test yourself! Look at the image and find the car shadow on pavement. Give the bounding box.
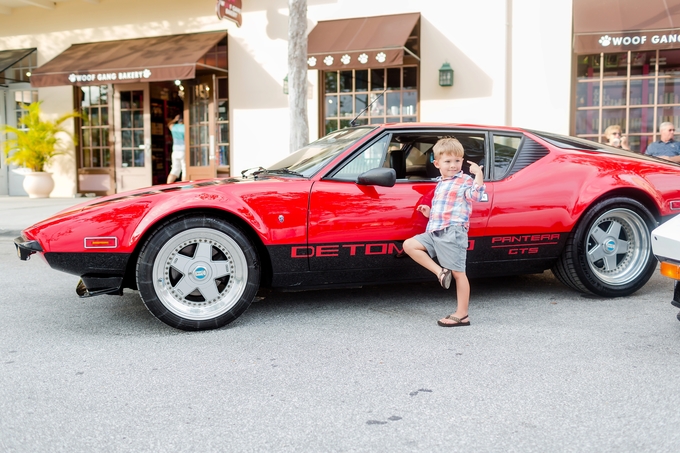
[64,271,597,333]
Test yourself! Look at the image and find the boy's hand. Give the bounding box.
[468,161,484,186]
[416,205,431,218]
[468,161,483,176]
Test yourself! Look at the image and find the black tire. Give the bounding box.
[552,197,657,297]
[136,215,260,330]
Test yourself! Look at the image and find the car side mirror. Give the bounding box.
[357,168,396,187]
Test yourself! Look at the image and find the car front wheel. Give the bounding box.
[136,215,260,330]
[552,197,657,297]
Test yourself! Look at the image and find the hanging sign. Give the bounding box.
[216,0,242,27]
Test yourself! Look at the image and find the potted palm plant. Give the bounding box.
[1,102,80,198]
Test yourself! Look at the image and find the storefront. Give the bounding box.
[0,48,38,196]
[0,0,574,198]
[29,31,229,195]
[306,13,420,135]
[572,0,680,153]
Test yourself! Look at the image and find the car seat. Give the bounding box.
[389,149,406,179]
[425,150,439,178]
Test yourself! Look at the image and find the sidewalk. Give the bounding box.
[0,196,96,237]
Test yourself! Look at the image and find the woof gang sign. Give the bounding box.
[216,0,242,27]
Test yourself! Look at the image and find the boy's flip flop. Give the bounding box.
[437,315,470,327]
[438,268,452,289]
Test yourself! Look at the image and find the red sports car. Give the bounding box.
[14,124,680,330]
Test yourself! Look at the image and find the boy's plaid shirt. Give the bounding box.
[426,171,486,232]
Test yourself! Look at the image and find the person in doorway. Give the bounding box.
[167,114,186,184]
[645,121,680,162]
[402,137,485,327]
[603,125,630,150]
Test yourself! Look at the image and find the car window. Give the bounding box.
[333,135,390,180]
[404,143,433,179]
[420,134,486,179]
[330,131,489,182]
[492,134,522,179]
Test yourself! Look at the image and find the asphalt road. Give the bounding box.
[2,236,680,453]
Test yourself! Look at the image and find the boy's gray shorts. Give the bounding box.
[412,225,468,272]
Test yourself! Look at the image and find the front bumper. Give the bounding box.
[14,236,43,260]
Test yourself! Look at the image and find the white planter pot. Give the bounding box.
[23,172,55,198]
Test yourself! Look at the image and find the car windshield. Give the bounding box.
[267,126,376,177]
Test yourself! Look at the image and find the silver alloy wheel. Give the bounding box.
[585,208,650,286]
[152,227,248,320]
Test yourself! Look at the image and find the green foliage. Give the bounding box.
[1,102,81,172]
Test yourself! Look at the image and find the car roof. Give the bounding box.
[377,122,528,133]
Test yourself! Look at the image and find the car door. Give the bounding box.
[479,132,566,276]
[307,129,493,285]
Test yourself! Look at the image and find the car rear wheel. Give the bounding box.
[136,215,260,330]
[552,197,657,297]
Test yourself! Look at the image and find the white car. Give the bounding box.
[651,214,680,320]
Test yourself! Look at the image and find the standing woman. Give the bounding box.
[603,125,630,150]
[167,114,186,183]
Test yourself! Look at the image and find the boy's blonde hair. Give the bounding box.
[433,137,464,159]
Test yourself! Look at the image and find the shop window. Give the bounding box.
[12,91,39,129]
[79,85,111,168]
[197,37,228,71]
[574,49,680,152]
[120,90,145,167]
[323,66,418,135]
[216,76,229,171]
[188,84,210,167]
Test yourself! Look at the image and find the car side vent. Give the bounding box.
[506,138,550,177]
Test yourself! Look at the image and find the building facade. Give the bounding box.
[1,0,572,197]
[572,0,680,152]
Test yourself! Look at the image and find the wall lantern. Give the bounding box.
[439,62,454,87]
[283,75,289,95]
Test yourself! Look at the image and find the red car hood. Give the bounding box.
[22,176,313,253]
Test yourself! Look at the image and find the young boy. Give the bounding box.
[403,137,485,327]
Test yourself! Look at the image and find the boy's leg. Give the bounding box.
[403,237,443,276]
[438,270,470,326]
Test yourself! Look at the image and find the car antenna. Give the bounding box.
[350,89,387,127]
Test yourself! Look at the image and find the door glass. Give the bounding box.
[333,135,390,180]
[188,83,211,167]
[121,90,144,167]
[492,135,521,180]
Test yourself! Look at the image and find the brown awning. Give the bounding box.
[30,32,226,88]
[573,0,680,53]
[0,48,35,74]
[307,13,419,70]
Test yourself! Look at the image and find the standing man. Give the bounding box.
[166,114,186,184]
[645,122,680,162]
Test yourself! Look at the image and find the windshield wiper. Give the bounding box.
[241,166,266,177]
[263,168,306,177]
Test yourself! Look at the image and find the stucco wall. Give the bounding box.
[511,0,573,134]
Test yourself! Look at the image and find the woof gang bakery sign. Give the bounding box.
[216,0,242,27]
[68,69,152,84]
[575,30,680,53]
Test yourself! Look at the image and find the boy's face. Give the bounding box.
[433,152,463,177]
